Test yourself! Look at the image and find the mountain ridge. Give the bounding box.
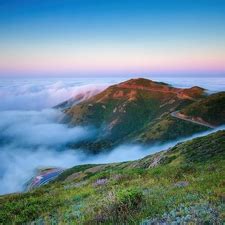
[63,78,209,151]
[79,78,206,103]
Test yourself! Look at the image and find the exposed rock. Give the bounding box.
[148,153,165,168]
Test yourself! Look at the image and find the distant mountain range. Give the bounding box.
[61,78,225,152]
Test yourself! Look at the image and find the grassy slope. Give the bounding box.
[1,131,225,224]
[181,92,225,126]
[136,114,208,144]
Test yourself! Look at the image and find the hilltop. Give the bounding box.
[1,130,225,224]
[64,78,208,151]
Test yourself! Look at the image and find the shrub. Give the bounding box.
[90,187,144,223]
[113,187,144,219]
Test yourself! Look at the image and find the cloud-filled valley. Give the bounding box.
[0,76,225,195]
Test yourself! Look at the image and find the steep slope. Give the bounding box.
[180,92,225,126]
[1,131,225,224]
[65,78,207,150]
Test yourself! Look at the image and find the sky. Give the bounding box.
[0,0,225,77]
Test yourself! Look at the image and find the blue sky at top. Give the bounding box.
[0,0,225,76]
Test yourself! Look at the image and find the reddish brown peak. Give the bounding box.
[183,86,206,98]
[117,78,178,93]
[87,78,205,103]
[117,78,205,95]
[118,78,170,88]
[188,86,205,91]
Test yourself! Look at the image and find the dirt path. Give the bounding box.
[171,111,216,128]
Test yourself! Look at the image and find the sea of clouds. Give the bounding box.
[0,76,224,195]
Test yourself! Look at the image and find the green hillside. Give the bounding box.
[181,92,225,126]
[65,78,208,151]
[1,130,225,224]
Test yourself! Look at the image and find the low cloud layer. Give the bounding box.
[0,109,97,194]
[0,79,108,110]
[0,109,94,147]
[1,76,224,111]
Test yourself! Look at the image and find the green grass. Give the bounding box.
[0,131,225,224]
[137,114,208,143]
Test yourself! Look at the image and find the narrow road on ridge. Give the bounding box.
[171,111,216,129]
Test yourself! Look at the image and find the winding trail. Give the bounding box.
[171,111,216,129]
